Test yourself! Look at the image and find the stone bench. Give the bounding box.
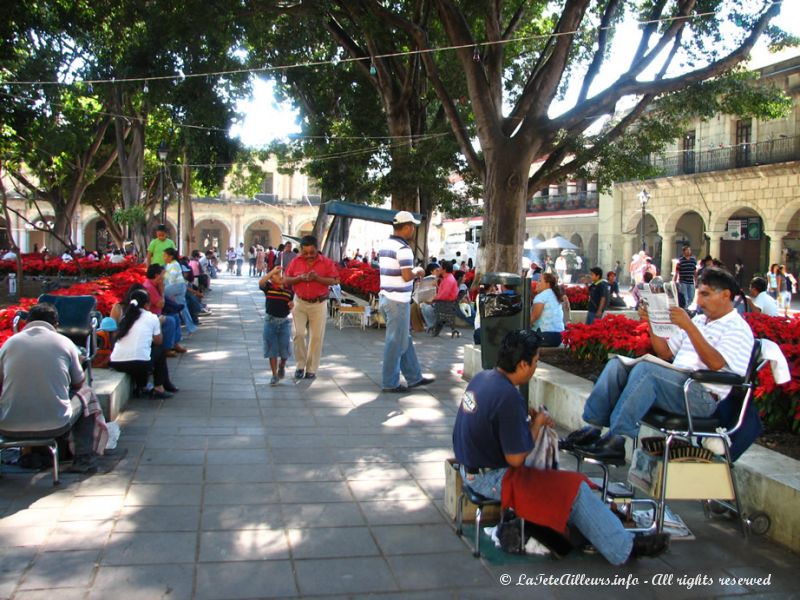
[91,369,132,421]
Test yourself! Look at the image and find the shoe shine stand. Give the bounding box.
[567,447,658,534]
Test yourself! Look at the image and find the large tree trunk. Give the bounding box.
[481,146,531,274]
[50,205,72,254]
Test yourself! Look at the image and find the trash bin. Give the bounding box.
[478,272,531,370]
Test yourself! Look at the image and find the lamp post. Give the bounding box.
[175,173,183,255]
[638,188,650,253]
[157,141,169,224]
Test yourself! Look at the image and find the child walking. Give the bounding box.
[259,266,293,385]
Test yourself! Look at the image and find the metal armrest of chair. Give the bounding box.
[12,311,29,334]
[689,370,746,386]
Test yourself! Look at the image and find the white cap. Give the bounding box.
[393,210,421,225]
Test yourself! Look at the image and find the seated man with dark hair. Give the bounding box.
[0,303,98,472]
[567,268,754,462]
[454,330,669,564]
[746,276,779,316]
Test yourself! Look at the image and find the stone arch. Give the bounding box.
[82,216,114,252]
[670,211,705,257]
[714,205,768,282]
[569,233,583,251]
[623,210,661,266]
[588,233,598,268]
[710,202,768,233]
[27,215,56,253]
[663,207,706,235]
[294,218,315,238]
[244,217,282,249]
[193,217,231,252]
[774,200,800,232]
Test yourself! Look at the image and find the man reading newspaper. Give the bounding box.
[562,268,754,463]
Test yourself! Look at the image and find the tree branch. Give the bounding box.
[551,2,779,135]
[505,0,591,135]
[577,0,621,104]
[528,93,654,195]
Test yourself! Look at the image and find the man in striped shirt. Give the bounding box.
[379,211,435,393]
[567,268,754,462]
[674,245,698,309]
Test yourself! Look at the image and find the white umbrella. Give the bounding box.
[536,235,580,250]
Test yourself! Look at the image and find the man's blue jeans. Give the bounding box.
[583,358,718,438]
[679,282,695,308]
[379,296,423,389]
[463,468,633,565]
[164,282,198,334]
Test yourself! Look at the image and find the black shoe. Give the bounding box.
[164,384,179,393]
[408,377,434,388]
[294,369,305,379]
[382,385,408,393]
[304,372,316,380]
[560,426,602,451]
[629,533,671,560]
[576,434,626,465]
[150,389,174,399]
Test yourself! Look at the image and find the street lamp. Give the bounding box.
[157,141,169,224]
[638,187,650,253]
[175,173,183,255]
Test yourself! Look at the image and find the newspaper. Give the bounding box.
[639,280,680,338]
[613,353,689,373]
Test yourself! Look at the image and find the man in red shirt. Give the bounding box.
[283,235,340,380]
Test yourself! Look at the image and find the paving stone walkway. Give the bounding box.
[1,275,798,599]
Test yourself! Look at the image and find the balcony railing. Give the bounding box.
[649,135,800,178]
[526,190,599,213]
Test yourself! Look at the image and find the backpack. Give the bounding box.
[92,330,114,368]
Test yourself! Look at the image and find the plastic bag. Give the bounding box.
[481,293,521,318]
[105,421,121,450]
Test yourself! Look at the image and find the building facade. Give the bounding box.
[598,55,800,283]
[2,156,320,254]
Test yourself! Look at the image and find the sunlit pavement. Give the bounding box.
[0,273,798,599]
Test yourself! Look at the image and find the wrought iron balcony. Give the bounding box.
[526,191,599,213]
[648,135,800,178]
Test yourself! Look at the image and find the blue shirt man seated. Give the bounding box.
[0,303,97,472]
[453,330,669,565]
[566,268,754,462]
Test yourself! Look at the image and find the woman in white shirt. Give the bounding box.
[530,272,565,347]
[109,289,177,399]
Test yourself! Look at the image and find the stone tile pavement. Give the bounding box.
[0,274,798,599]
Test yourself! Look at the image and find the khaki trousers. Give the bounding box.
[292,298,328,374]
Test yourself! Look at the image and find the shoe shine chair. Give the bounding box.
[637,339,768,537]
[13,294,100,385]
[571,340,768,537]
[2,296,101,485]
[429,300,461,338]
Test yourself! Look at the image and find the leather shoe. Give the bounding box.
[576,434,626,465]
[294,369,305,379]
[559,426,601,451]
[630,533,671,559]
[408,377,435,388]
[382,385,408,393]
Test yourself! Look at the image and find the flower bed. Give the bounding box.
[0,254,137,277]
[563,284,589,310]
[339,260,379,299]
[562,313,800,432]
[0,265,146,347]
